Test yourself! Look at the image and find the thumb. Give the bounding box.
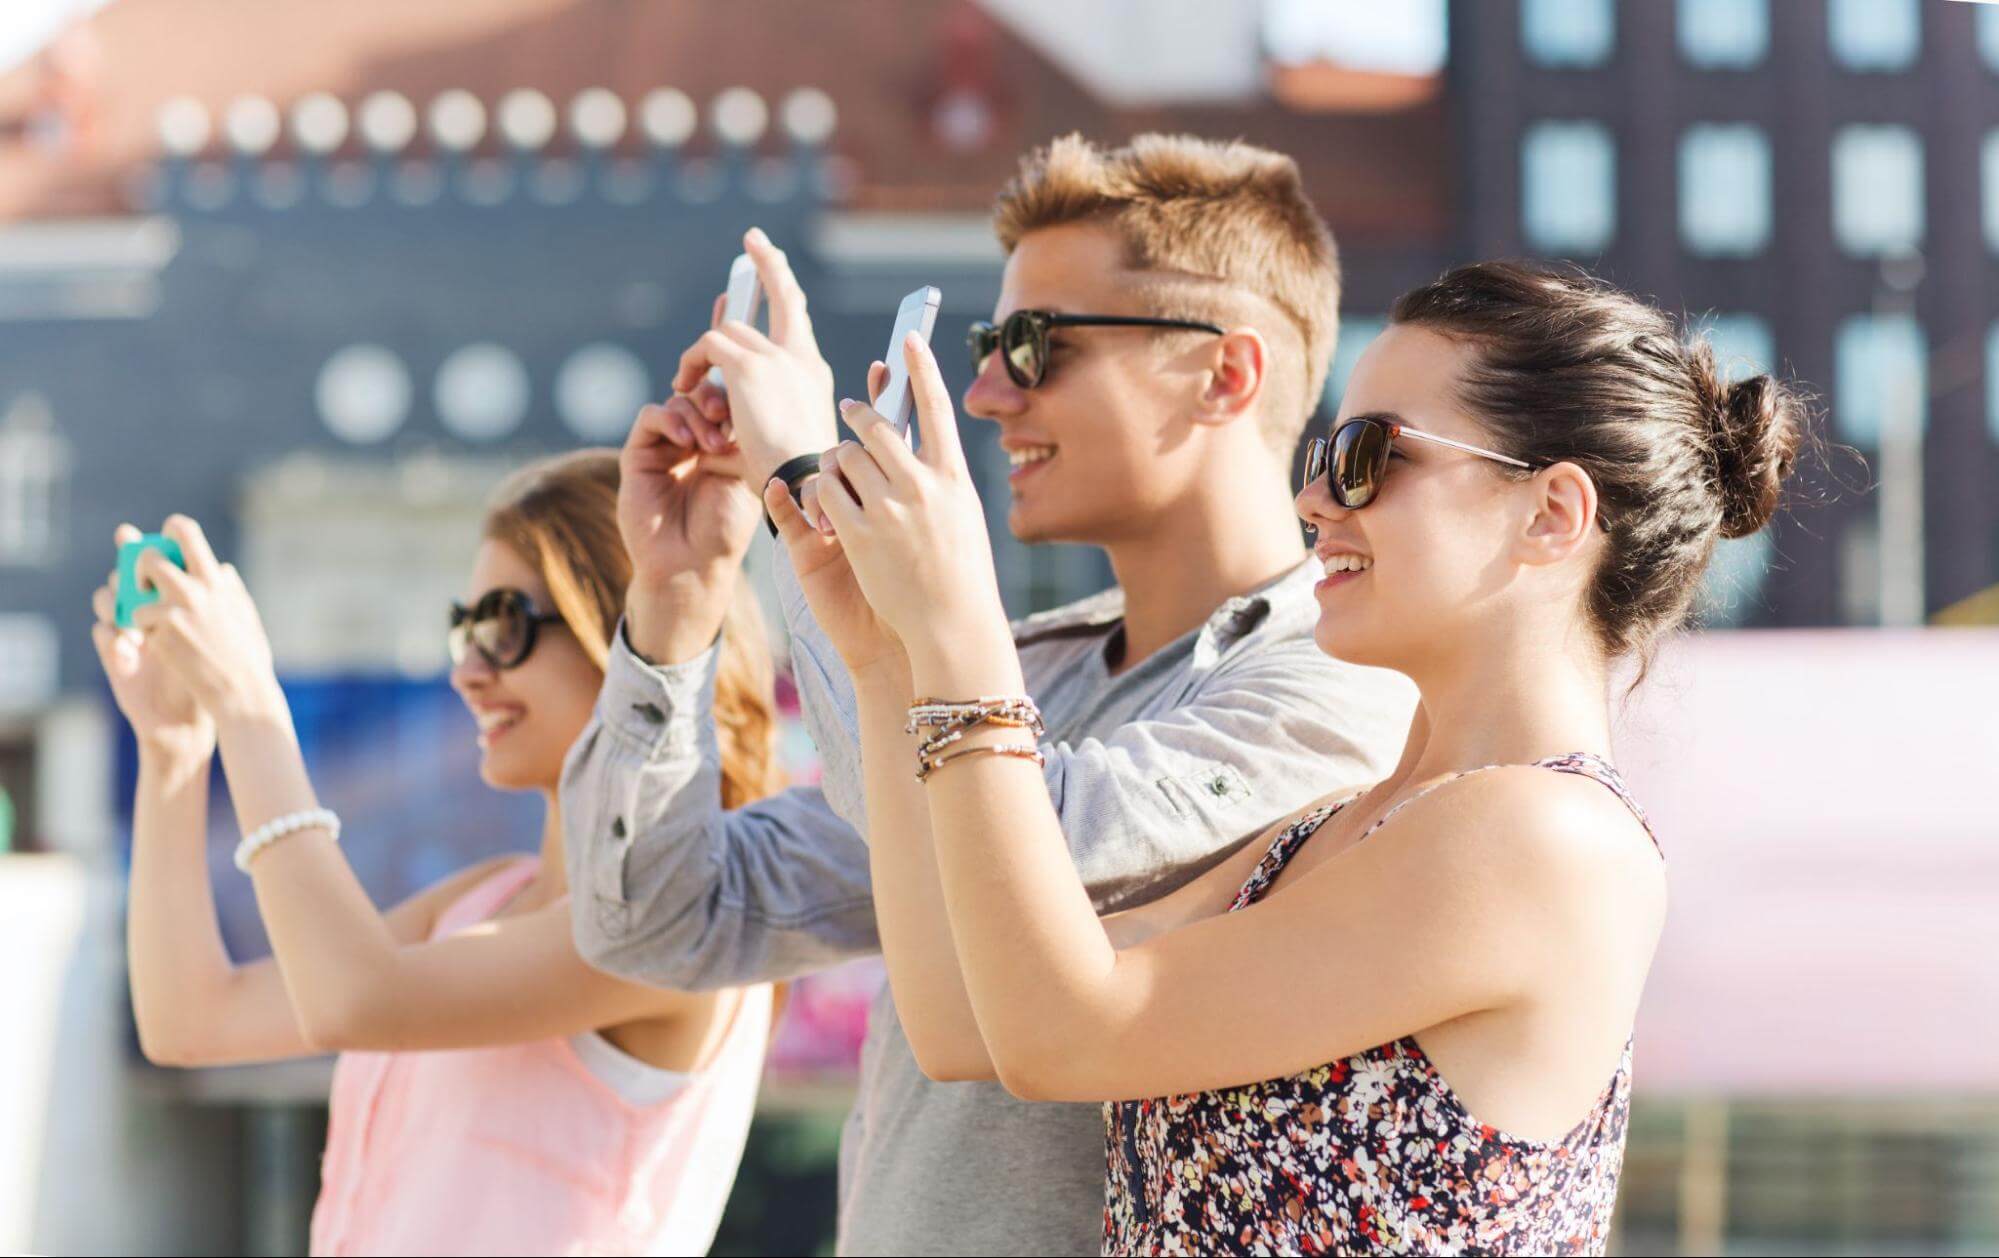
[762,478,820,549]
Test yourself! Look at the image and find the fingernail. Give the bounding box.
[837,397,855,413]
[747,227,767,244]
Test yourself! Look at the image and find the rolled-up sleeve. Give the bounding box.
[1045,647,1416,910]
[769,550,1415,914]
[562,624,879,991]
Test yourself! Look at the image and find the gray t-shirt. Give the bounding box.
[564,554,1415,1255]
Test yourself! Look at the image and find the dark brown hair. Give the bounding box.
[1390,261,1806,658]
[483,449,783,810]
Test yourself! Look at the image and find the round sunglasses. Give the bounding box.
[1301,415,1535,510]
[967,309,1226,389]
[448,587,565,670]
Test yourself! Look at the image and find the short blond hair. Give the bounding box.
[992,133,1341,451]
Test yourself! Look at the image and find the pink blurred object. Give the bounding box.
[1614,630,1999,1095]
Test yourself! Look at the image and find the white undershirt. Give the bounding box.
[567,1030,693,1107]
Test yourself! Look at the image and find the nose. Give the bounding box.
[449,646,497,697]
[961,347,1026,424]
[1293,472,1347,537]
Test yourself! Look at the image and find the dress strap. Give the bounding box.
[1355,752,1659,852]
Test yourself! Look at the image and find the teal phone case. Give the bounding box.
[115,535,185,628]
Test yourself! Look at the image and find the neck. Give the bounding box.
[1099,462,1305,672]
[1389,610,1613,788]
[530,790,567,898]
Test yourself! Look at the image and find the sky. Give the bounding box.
[1262,0,1449,73]
[0,0,112,78]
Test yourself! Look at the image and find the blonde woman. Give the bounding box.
[95,449,779,1256]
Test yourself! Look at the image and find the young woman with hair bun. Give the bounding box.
[763,259,1806,1255]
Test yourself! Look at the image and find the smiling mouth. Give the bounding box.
[475,709,525,747]
[1007,445,1055,478]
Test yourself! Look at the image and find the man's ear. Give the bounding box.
[1517,460,1600,566]
[1191,328,1268,429]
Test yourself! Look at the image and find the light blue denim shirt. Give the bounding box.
[564,552,1415,1256]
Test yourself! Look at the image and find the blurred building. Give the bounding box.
[1441,0,1996,633]
[0,2,1994,1255]
[0,2,1451,1253]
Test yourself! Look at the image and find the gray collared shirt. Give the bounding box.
[564,553,1414,1256]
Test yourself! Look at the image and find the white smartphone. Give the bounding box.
[872,285,942,436]
[706,252,764,389]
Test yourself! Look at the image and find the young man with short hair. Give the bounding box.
[565,133,1415,1255]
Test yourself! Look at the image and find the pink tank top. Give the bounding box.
[309,858,770,1256]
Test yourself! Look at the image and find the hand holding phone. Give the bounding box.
[871,286,942,437]
[707,253,764,390]
[116,535,186,628]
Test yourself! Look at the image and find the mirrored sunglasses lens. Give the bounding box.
[1001,315,1042,386]
[1301,438,1328,494]
[968,324,997,377]
[473,592,529,666]
[1331,421,1389,508]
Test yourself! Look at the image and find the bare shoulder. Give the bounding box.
[1375,765,1664,902]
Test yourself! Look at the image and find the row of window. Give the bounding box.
[1522,122,1928,259]
[1526,0,1970,73]
[316,342,652,446]
[1325,313,1984,453]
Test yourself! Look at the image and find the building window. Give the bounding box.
[1697,533,1775,628]
[1677,0,1767,68]
[0,615,58,715]
[0,394,70,567]
[1679,124,1771,256]
[1832,126,1924,257]
[1522,121,1616,254]
[1984,132,1999,254]
[1838,517,1881,626]
[1700,313,1775,379]
[1987,324,1999,446]
[555,344,651,442]
[435,344,530,443]
[1834,314,1926,450]
[316,345,412,445]
[1981,3,1999,72]
[1827,0,1919,72]
[1522,0,1615,68]
[1323,316,1387,414]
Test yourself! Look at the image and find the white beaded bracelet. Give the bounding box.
[234,808,342,873]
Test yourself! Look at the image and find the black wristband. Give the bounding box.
[765,453,825,536]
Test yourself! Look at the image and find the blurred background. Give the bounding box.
[0,0,1994,1254]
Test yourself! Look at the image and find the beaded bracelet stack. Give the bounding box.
[905,695,1046,782]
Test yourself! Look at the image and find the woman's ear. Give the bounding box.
[1518,460,1600,565]
[1191,328,1268,428]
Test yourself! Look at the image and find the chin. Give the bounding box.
[477,750,549,793]
[1312,613,1395,671]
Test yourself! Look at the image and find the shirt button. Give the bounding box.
[611,816,627,839]
[632,702,666,724]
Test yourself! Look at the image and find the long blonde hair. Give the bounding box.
[482,449,783,810]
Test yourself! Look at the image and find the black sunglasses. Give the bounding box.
[448,587,565,670]
[967,309,1226,389]
[1302,415,1536,509]
[1302,415,1613,530]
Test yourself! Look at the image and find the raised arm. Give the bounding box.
[563,628,881,988]
[100,520,692,1065]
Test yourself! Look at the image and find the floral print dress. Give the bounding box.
[1103,753,1661,1256]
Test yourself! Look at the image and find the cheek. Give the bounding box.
[508,648,601,748]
